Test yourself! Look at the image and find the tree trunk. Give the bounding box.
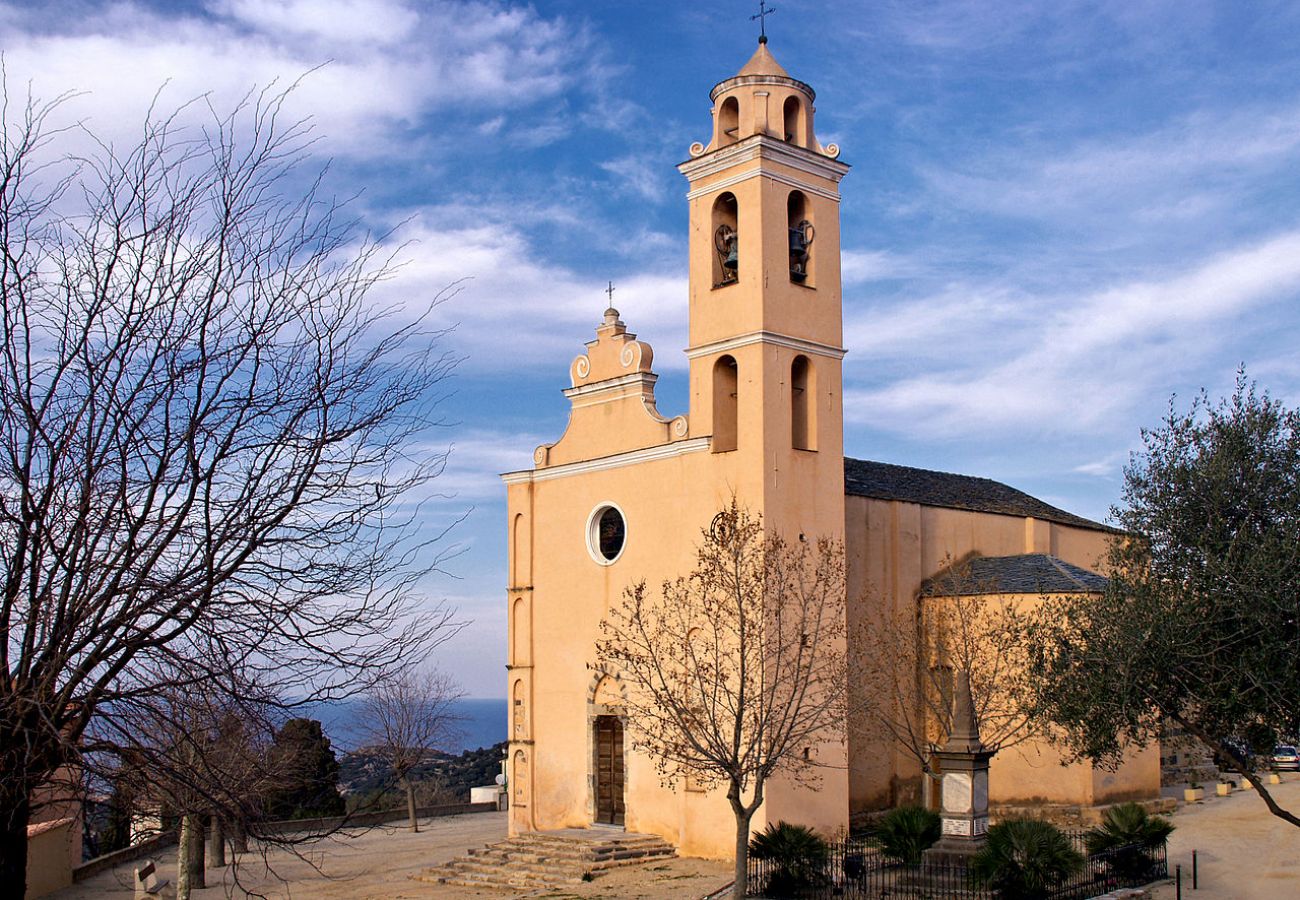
[178,813,206,898]
[0,792,31,900]
[732,808,754,900]
[231,818,249,854]
[404,777,419,833]
[208,815,226,867]
[177,815,194,900]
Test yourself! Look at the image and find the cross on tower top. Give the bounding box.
[606,281,616,303]
[751,1,776,44]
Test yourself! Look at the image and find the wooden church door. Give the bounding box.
[594,715,625,825]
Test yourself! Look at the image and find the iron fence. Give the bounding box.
[746,833,1167,899]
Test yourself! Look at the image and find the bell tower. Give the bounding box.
[678,39,850,834]
[678,39,848,492]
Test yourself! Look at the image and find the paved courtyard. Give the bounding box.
[52,811,734,899]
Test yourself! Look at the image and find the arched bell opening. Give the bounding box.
[791,354,816,451]
[787,190,815,285]
[712,355,739,453]
[712,192,739,288]
[782,94,806,146]
[717,95,740,147]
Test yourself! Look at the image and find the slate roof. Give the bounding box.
[843,457,1112,532]
[922,554,1109,597]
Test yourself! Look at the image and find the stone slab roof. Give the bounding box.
[922,553,1109,597]
[843,457,1112,532]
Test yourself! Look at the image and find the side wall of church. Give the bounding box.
[844,495,1160,818]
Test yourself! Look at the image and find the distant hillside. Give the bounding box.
[339,740,507,802]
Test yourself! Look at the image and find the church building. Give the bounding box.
[501,39,1160,860]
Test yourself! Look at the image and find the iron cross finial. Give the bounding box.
[751,1,776,43]
[606,281,615,303]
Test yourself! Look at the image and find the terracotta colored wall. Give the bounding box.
[26,818,78,899]
[844,495,1159,817]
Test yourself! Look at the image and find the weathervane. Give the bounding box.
[751,1,776,44]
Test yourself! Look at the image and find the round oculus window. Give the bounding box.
[587,504,626,564]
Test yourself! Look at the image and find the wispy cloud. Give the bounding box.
[845,229,1300,438]
[0,0,607,159]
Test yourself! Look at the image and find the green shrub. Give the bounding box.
[1085,802,1174,880]
[873,805,941,866]
[971,819,1084,900]
[748,821,829,898]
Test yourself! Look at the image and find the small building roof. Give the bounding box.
[843,457,1112,532]
[922,553,1109,597]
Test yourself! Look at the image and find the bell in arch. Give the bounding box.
[715,224,739,283]
[789,219,814,282]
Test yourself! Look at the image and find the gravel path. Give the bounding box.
[1150,776,1300,899]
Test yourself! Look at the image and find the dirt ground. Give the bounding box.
[1149,776,1300,899]
[52,811,734,900]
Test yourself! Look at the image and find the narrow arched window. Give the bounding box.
[783,95,804,145]
[513,679,526,738]
[512,597,527,665]
[713,355,738,453]
[718,96,740,146]
[511,512,528,587]
[787,190,814,285]
[712,192,739,288]
[791,355,815,450]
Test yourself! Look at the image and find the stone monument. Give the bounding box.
[925,670,994,865]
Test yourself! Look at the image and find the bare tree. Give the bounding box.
[855,557,1033,804]
[97,679,283,898]
[0,81,465,890]
[596,501,848,900]
[361,668,464,832]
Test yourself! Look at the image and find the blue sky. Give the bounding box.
[6,0,1300,697]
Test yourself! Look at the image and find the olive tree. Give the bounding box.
[0,82,462,891]
[596,501,848,900]
[1024,375,1300,826]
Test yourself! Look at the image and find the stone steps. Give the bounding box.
[416,829,676,891]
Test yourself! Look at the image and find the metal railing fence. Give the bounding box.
[746,833,1167,899]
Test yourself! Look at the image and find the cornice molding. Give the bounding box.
[501,437,710,485]
[684,331,847,361]
[678,135,849,192]
[562,372,657,400]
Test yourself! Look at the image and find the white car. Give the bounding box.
[1270,745,1299,771]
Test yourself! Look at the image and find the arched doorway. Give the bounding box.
[593,715,625,825]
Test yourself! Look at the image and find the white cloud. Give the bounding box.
[0,0,602,159]
[214,0,419,45]
[371,212,689,373]
[921,99,1300,228]
[845,229,1300,438]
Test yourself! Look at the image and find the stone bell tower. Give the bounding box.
[677,38,851,833]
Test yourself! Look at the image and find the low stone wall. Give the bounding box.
[73,830,178,882]
[256,800,497,835]
[73,801,496,882]
[989,797,1177,827]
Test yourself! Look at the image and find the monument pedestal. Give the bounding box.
[923,671,994,866]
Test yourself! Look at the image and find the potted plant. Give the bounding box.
[1184,780,1204,803]
[1216,779,1233,796]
